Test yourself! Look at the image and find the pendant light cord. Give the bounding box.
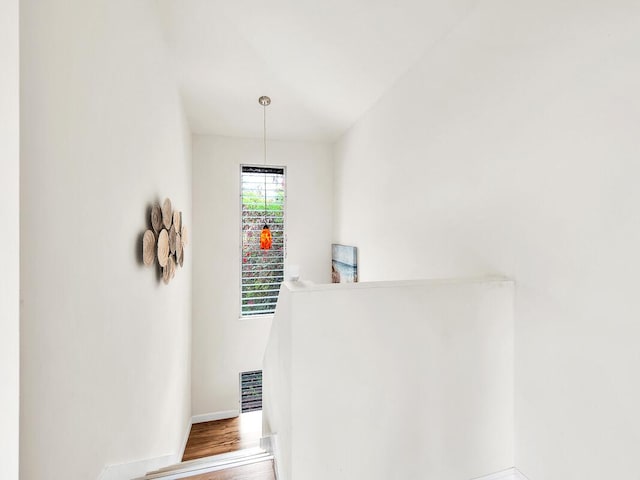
[263,102,267,225]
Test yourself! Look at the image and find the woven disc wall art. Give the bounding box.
[142,230,156,266]
[157,229,169,267]
[142,198,187,284]
[151,204,162,233]
[168,225,177,254]
[162,198,172,229]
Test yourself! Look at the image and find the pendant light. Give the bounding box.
[259,95,273,250]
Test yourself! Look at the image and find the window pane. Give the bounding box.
[240,370,262,413]
[241,166,285,316]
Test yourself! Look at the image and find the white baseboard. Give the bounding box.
[178,417,193,461]
[97,454,174,480]
[98,416,193,480]
[473,468,529,480]
[191,409,239,424]
[263,434,281,480]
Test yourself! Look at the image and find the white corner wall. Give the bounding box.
[192,135,332,416]
[0,0,19,478]
[20,1,192,479]
[264,278,514,480]
[333,1,640,478]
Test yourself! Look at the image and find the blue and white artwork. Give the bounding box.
[331,244,358,283]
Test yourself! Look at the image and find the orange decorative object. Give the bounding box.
[260,225,272,250]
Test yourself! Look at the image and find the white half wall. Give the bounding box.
[264,278,515,480]
[20,1,192,478]
[192,135,332,416]
[0,0,19,478]
[333,1,640,478]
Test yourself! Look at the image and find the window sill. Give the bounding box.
[238,313,275,321]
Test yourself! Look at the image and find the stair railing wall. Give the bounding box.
[263,277,515,480]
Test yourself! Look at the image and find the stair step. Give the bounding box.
[136,448,273,480]
[148,447,268,475]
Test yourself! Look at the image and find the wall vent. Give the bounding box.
[240,370,262,413]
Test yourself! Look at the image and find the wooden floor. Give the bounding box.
[181,460,275,480]
[182,411,264,462]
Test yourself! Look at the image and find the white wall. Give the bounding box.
[264,278,514,480]
[20,1,192,478]
[0,0,19,478]
[333,1,640,478]
[192,135,332,416]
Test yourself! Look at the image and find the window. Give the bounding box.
[240,370,263,413]
[241,165,285,316]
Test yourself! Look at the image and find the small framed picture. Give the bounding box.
[331,244,358,283]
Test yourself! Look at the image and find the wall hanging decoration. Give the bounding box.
[142,197,188,284]
[259,95,273,250]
